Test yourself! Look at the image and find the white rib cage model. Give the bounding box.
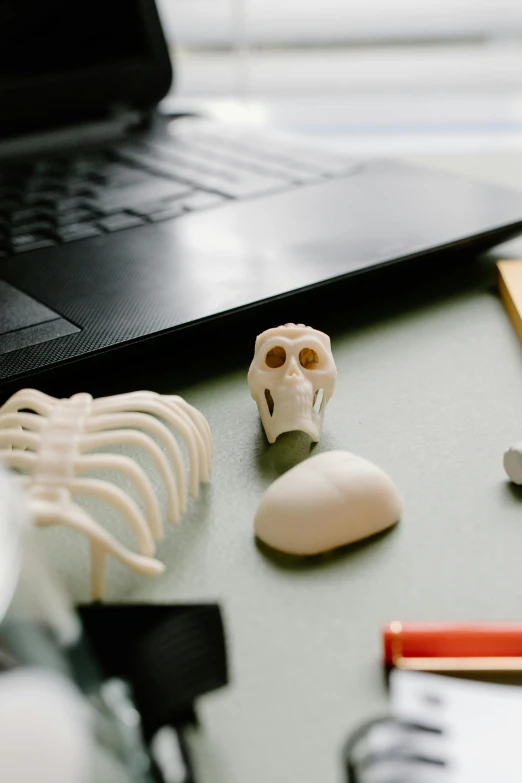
[0,389,212,600]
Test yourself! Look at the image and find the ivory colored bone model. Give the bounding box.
[247,323,337,443]
[255,450,401,555]
[0,388,212,599]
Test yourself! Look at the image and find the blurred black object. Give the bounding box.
[78,603,228,739]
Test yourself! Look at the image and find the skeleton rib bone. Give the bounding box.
[0,389,212,600]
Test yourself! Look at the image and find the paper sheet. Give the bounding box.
[389,670,522,782]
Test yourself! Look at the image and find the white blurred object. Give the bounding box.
[0,466,25,622]
[0,388,212,600]
[0,469,140,783]
[390,670,522,782]
[0,464,80,646]
[0,668,90,783]
[504,444,522,484]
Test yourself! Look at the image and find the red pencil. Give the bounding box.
[383,622,522,672]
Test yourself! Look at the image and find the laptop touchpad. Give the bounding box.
[0,280,80,355]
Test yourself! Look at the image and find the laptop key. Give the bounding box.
[33,160,68,176]
[147,204,186,222]
[24,178,65,195]
[116,147,203,188]
[101,166,149,188]
[11,222,55,238]
[200,173,289,199]
[12,232,53,247]
[128,198,185,217]
[161,138,321,185]
[24,190,62,206]
[11,206,55,225]
[56,196,91,213]
[57,209,96,226]
[180,192,227,212]
[91,180,193,215]
[63,181,99,198]
[12,238,56,254]
[58,226,102,242]
[97,213,145,232]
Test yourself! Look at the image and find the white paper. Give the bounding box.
[390,670,522,783]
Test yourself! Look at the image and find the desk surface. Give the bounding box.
[39,151,522,783]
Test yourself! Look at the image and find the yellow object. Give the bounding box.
[497,260,522,346]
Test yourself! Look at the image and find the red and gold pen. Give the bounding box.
[383,622,522,674]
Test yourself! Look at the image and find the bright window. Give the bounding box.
[160,0,522,47]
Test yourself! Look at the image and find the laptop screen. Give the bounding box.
[0,1,150,83]
[0,0,172,137]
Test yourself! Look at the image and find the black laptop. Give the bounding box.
[2,0,522,386]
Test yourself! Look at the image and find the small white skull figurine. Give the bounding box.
[248,323,337,443]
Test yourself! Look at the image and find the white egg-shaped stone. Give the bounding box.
[504,445,522,484]
[255,450,401,555]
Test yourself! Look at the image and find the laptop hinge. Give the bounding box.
[0,107,145,161]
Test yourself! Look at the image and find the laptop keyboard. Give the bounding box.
[0,125,359,258]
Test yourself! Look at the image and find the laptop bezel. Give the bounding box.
[0,0,173,138]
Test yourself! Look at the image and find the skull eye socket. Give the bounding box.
[265,346,286,368]
[299,347,319,369]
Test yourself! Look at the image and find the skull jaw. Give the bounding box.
[260,409,325,444]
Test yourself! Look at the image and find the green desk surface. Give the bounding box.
[38,153,522,783]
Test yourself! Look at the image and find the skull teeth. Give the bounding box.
[274,394,313,406]
[272,394,315,419]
